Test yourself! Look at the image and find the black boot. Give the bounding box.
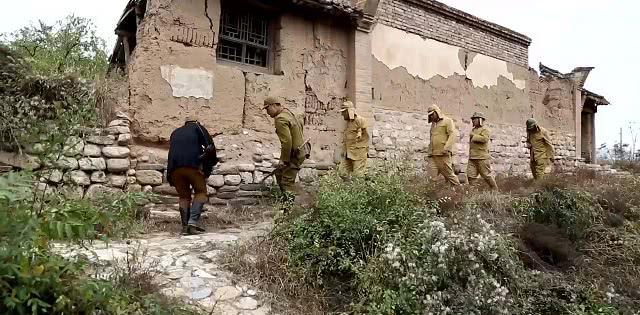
[187,201,206,234]
[179,207,190,235]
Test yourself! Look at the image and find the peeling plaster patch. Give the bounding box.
[371,24,525,90]
[160,65,214,99]
[371,24,464,80]
[466,54,526,90]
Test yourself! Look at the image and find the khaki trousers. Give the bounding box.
[275,164,301,193]
[342,158,367,176]
[429,155,460,186]
[531,158,552,180]
[467,159,498,189]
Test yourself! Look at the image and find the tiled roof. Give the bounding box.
[581,88,610,106]
[405,0,531,47]
[291,0,362,15]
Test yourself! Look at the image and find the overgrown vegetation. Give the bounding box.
[224,162,640,315]
[2,15,108,78]
[0,171,201,314]
[0,20,199,313]
[0,44,97,152]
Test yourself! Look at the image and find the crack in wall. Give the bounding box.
[241,71,248,128]
[203,0,215,35]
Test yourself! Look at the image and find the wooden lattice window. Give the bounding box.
[217,7,270,68]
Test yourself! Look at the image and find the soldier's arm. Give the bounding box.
[275,116,292,163]
[471,128,490,143]
[355,116,367,138]
[443,119,458,152]
[542,129,555,158]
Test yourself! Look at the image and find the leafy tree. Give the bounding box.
[2,15,108,78]
[0,45,96,151]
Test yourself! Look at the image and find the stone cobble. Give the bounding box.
[53,220,277,315]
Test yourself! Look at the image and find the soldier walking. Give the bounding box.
[526,118,555,179]
[466,112,498,190]
[427,104,460,186]
[263,97,307,199]
[167,116,218,235]
[340,101,369,176]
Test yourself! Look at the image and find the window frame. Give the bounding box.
[216,4,276,73]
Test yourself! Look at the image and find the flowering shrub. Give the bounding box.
[256,164,633,314]
[357,214,520,314]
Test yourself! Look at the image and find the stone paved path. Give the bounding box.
[54,218,276,315]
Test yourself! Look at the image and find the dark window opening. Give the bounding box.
[217,7,271,68]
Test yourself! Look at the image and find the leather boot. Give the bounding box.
[179,207,190,235]
[187,201,206,234]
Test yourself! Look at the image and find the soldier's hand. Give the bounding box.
[277,160,289,169]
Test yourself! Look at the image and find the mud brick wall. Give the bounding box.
[375,0,529,67]
[369,108,577,177]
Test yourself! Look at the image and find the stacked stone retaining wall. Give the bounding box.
[1,111,630,204]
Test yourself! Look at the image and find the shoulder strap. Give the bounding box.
[284,109,303,128]
[195,122,211,147]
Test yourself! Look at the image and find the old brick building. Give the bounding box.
[106,0,609,201]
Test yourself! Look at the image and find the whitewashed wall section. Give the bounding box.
[370,24,526,90]
[160,65,215,99]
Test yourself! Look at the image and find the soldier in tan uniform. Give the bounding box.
[427,104,460,186]
[526,118,555,179]
[340,101,369,176]
[263,97,306,195]
[466,112,498,190]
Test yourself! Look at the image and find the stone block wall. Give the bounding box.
[375,0,529,67]
[20,112,336,205]
[369,108,577,177]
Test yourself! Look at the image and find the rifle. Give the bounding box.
[258,168,278,184]
[258,138,310,184]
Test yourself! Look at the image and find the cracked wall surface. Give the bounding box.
[127,0,351,165]
[123,0,580,181]
[370,23,577,174]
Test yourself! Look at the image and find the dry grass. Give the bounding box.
[613,160,640,174]
[217,166,640,313]
[220,237,329,315]
[142,204,277,234]
[94,72,128,125]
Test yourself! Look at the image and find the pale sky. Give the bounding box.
[1,0,637,147]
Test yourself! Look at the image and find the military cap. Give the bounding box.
[340,101,355,112]
[471,112,485,120]
[262,97,282,109]
[526,118,538,130]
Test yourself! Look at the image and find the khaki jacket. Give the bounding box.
[469,126,491,160]
[428,106,458,156]
[275,109,305,165]
[344,115,369,160]
[527,127,554,161]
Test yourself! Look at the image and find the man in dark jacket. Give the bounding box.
[167,116,218,235]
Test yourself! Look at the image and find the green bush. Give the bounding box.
[266,165,625,314]
[278,164,425,284]
[0,172,195,315]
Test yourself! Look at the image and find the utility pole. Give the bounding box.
[620,127,623,160]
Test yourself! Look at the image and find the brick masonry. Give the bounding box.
[375,0,529,67]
